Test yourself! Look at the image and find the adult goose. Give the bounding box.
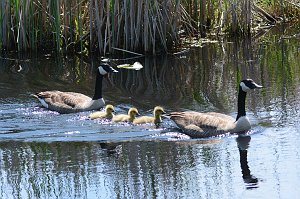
[32,63,118,114]
[133,106,166,125]
[168,79,263,138]
[112,107,139,123]
[89,104,115,120]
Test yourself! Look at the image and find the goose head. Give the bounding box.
[92,64,118,101]
[240,79,263,92]
[98,63,118,76]
[235,78,263,124]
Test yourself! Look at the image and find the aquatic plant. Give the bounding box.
[0,0,298,54]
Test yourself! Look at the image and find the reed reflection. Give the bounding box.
[0,141,121,199]
[0,140,223,199]
[108,40,268,115]
[109,55,194,108]
[236,135,259,189]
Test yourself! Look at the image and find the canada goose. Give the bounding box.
[133,106,166,125]
[31,63,118,114]
[168,79,263,138]
[89,104,115,119]
[112,107,139,122]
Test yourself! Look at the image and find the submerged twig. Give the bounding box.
[173,48,190,55]
[112,47,144,56]
[111,55,144,61]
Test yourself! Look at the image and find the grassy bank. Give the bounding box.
[0,0,299,55]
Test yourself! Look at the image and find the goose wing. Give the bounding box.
[205,112,235,121]
[62,91,89,97]
[34,91,90,109]
[169,111,235,138]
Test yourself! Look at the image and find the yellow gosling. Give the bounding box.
[112,107,139,122]
[89,104,115,119]
[133,106,166,125]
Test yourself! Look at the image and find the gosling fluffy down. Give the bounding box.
[112,107,139,122]
[133,106,166,125]
[89,104,115,119]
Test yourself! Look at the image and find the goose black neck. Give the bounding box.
[236,87,247,121]
[239,149,251,179]
[92,72,103,100]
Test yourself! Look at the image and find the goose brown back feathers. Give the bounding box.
[169,111,236,138]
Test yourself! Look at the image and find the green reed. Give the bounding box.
[0,0,298,54]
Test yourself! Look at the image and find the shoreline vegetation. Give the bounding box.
[0,0,299,55]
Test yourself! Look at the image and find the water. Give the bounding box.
[0,26,300,198]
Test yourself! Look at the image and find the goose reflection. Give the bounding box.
[236,135,259,189]
[99,142,122,155]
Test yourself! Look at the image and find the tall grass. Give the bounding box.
[0,0,298,54]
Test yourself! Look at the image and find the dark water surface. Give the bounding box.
[1,27,300,198]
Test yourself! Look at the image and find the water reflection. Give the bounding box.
[99,141,122,155]
[1,137,279,199]
[0,141,114,198]
[1,32,299,118]
[0,140,222,199]
[0,26,300,199]
[236,135,259,189]
[0,53,111,102]
[107,33,300,118]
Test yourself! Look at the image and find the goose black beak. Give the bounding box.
[254,83,263,89]
[111,68,118,73]
[101,58,110,63]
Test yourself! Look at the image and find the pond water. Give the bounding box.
[0,26,300,198]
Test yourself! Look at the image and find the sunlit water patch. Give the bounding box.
[0,102,177,142]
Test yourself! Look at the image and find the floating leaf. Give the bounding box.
[117,62,143,70]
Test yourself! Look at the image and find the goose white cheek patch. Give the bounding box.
[38,98,49,108]
[98,67,108,75]
[240,82,251,92]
